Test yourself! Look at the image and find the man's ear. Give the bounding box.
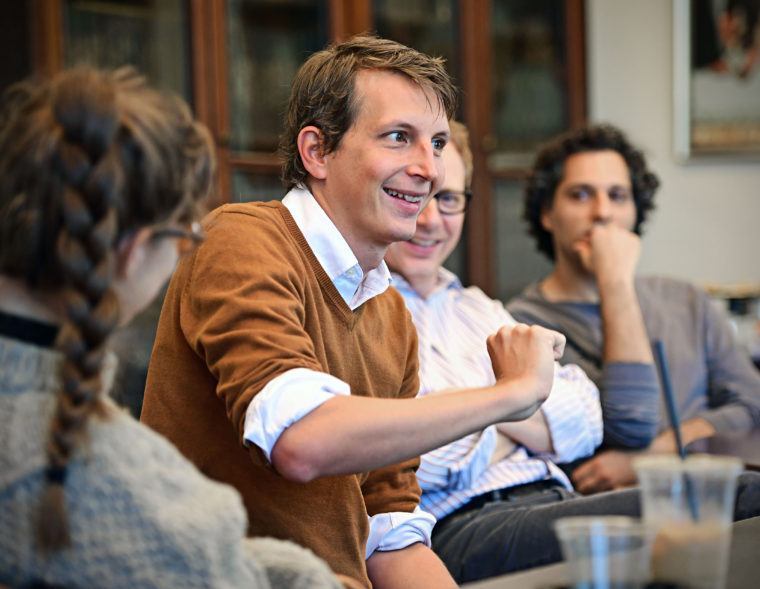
[540,206,554,233]
[297,126,328,180]
[115,227,153,280]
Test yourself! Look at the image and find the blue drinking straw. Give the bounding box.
[653,340,699,521]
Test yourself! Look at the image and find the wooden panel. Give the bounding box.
[460,0,495,296]
[328,0,371,41]
[189,0,230,207]
[31,0,64,75]
[565,0,587,129]
[229,151,281,174]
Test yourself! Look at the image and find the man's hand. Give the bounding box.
[571,419,716,494]
[487,323,565,421]
[579,224,654,365]
[571,448,639,494]
[575,224,641,286]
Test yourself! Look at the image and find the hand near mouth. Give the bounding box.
[574,224,641,287]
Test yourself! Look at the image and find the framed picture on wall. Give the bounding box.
[674,0,760,160]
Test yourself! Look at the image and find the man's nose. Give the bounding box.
[417,195,443,228]
[592,193,612,223]
[408,142,438,182]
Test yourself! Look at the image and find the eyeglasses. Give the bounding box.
[150,220,204,244]
[432,191,472,215]
[150,220,204,256]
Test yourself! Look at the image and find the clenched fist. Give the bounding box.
[486,323,566,421]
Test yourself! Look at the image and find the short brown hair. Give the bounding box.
[280,34,457,190]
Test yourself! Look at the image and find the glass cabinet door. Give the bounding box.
[489,0,570,169]
[231,170,287,203]
[492,178,552,301]
[62,0,191,100]
[373,0,460,83]
[226,0,328,154]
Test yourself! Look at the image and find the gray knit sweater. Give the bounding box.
[508,276,760,447]
[0,335,341,589]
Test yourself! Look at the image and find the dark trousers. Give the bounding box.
[431,471,760,584]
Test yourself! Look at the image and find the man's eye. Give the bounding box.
[389,131,407,143]
[609,189,631,202]
[432,137,447,152]
[569,188,592,200]
[439,193,457,205]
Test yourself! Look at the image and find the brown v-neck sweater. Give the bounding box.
[141,201,422,586]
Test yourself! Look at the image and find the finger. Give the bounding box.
[573,475,594,495]
[571,465,590,489]
[551,331,566,359]
[527,324,566,359]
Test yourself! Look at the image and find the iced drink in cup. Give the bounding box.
[633,454,742,589]
[553,515,654,588]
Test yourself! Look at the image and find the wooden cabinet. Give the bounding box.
[18,0,585,299]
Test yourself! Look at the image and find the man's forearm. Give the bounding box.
[588,226,653,365]
[496,411,553,453]
[650,417,716,453]
[366,543,456,589]
[598,278,653,364]
[271,323,564,482]
[271,377,545,482]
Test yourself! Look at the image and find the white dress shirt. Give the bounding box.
[391,268,603,520]
[242,187,434,557]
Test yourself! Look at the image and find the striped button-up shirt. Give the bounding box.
[392,269,603,520]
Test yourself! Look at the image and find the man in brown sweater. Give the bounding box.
[142,35,565,588]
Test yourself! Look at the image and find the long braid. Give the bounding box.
[0,67,215,551]
[38,72,123,550]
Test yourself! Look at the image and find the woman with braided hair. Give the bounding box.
[0,67,342,589]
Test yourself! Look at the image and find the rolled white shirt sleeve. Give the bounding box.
[365,506,436,559]
[540,363,603,463]
[243,367,351,462]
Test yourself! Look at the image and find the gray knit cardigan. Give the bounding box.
[0,335,341,589]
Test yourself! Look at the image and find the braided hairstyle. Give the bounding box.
[0,67,215,550]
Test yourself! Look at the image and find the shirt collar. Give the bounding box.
[283,187,391,310]
[390,266,462,299]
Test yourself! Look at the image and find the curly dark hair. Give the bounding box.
[523,123,660,261]
[280,34,457,190]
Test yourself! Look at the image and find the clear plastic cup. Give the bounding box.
[633,454,742,589]
[553,515,654,588]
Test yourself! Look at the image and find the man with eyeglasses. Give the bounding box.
[385,121,648,584]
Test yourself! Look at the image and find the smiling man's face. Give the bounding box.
[385,141,466,298]
[315,69,450,270]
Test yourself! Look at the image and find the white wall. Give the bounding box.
[586,0,760,288]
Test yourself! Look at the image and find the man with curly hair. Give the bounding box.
[508,123,760,494]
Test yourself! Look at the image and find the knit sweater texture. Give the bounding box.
[508,276,760,442]
[141,201,422,586]
[0,335,341,589]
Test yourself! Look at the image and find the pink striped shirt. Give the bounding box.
[392,269,603,519]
